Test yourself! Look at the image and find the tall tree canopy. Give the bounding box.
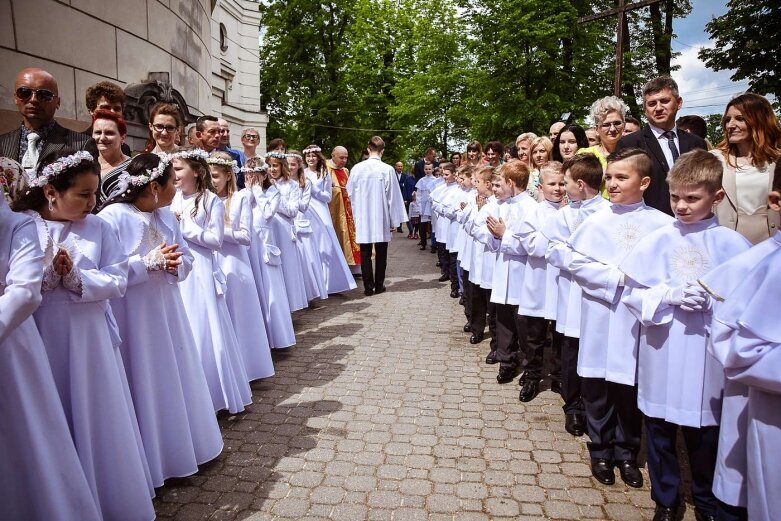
[699,0,780,102]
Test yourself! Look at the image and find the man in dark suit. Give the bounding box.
[615,76,706,215]
[413,147,439,181]
[0,68,89,173]
[394,161,416,233]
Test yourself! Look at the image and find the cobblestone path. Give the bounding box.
[154,235,696,521]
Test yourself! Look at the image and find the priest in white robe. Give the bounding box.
[346,136,407,296]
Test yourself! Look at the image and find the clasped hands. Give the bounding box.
[664,281,712,312]
[144,242,183,274]
[486,215,506,238]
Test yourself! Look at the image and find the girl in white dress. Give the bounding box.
[288,151,328,301]
[266,152,309,311]
[12,150,155,521]
[243,159,296,349]
[207,152,274,381]
[98,152,224,487]
[170,149,252,414]
[303,145,357,294]
[0,158,101,521]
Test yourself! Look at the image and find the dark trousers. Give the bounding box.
[418,221,430,247]
[437,243,450,276]
[449,252,458,292]
[430,232,438,251]
[359,242,388,292]
[470,285,497,350]
[520,316,562,380]
[581,377,642,461]
[716,502,747,521]
[462,269,473,321]
[560,336,583,414]
[645,417,719,515]
[495,304,527,369]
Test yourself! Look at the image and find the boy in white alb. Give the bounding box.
[514,162,566,403]
[483,161,537,383]
[620,150,750,520]
[431,163,461,294]
[414,162,435,250]
[543,154,609,437]
[700,163,781,521]
[454,167,478,333]
[567,148,673,488]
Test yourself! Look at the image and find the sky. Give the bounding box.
[670,0,750,117]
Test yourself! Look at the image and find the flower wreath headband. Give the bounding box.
[302,146,321,155]
[27,150,94,188]
[286,153,303,162]
[266,151,288,160]
[240,163,267,174]
[206,155,240,174]
[107,152,178,201]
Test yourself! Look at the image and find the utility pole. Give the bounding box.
[579,0,662,97]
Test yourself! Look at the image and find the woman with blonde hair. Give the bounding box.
[515,132,538,167]
[527,136,553,200]
[710,92,781,244]
[578,96,629,168]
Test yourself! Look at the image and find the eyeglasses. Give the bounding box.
[600,121,624,130]
[243,134,259,140]
[15,87,56,102]
[152,124,178,133]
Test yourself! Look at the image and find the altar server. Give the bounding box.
[568,148,673,488]
[620,150,750,520]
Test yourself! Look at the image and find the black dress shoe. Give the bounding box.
[438,274,449,282]
[497,365,518,384]
[430,249,437,254]
[364,288,374,296]
[450,289,459,298]
[518,380,539,402]
[617,460,643,488]
[485,351,498,364]
[374,286,386,295]
[550,380,562,395]
[459,296,465,305]
[693,510,716,521]
[419,245,427,250]
[652,505,678,521]
[463,323,471,332]
[590,458,615,485]
[436,262,441,267]
[469,333,484,344]
[564,413,585,437]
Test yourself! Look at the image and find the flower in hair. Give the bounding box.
[302,146,321,155]
[167,148,210,162]
[266,151,288,160]
[286,153,303,161]
[105,155,173,201]
[240,164,267,173]
[206,155,240,174]
[29,151,93,188]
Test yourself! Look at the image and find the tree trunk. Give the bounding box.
[621,12,642,119]
[650,0,673,75]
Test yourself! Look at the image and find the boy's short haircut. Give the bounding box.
[475,165,495,184]
[562,154,603,191]
[677,115,708,140]
[440,162,456,173]
[367,135,385,152]
[85,81,126,111]
[539,161,563,182]
[459,164,475,178]
[498,160,530,189]
[485,140,504,156]
[607,148,653,179]
[667,149,723,193]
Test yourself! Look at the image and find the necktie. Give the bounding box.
[22,132,41,174]
[662,130,679,167]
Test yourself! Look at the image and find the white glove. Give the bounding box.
[663,285,685,306]
[680,283,712,312]
[142,246,166,271]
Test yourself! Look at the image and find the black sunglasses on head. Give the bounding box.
[15,87,56,102]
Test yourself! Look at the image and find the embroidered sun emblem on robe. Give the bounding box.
[613,220,643,251]
[670,244,711,281]
[569,215,585,234]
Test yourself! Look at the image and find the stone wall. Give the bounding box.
[0,0,267,153]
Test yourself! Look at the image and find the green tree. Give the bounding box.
[699,0,781,101]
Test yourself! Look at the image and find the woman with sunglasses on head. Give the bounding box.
[144,102,182,154]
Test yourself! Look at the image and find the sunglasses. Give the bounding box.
[15,87,56,102]
[152,124,178,133]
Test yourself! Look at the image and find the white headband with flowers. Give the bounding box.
[168,148,210,162]
[302,146,321,155]
[266,151,288,160]
[28,151,94,188]
[240,164,267,174]
[286,153,303,162]
[107,152,173,201]
[207,155,239,174]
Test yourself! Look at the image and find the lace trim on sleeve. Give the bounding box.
[42,263,62,292]
[61,267,83,296]
[142,246,166,271]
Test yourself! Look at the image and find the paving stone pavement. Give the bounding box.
[154,235,700,521]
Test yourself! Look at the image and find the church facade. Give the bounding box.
[0,0,268,152]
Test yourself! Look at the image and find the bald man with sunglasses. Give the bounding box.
[0,68,89,173]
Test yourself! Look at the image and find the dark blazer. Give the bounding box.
[0,122,91,166]
[413,158,439,181]
[615,125,706,215]
[398,172,416,202]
